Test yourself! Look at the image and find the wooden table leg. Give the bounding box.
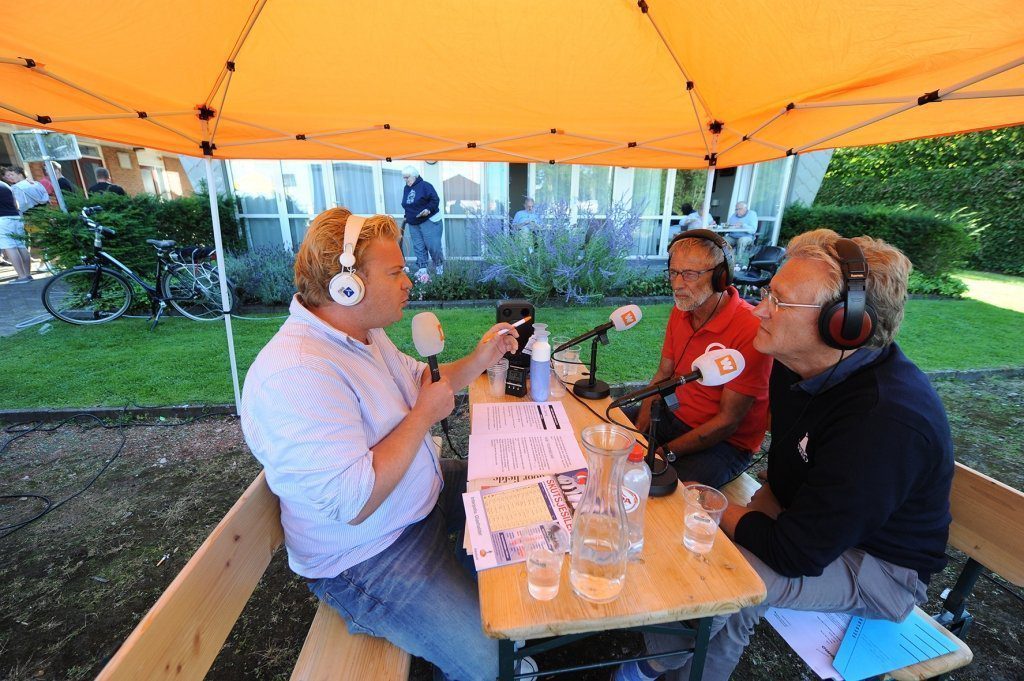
[497,638,516,681]
[688,616,713,681]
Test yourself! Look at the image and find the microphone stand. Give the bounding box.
[646,385,680,497]
[573,331,611,399]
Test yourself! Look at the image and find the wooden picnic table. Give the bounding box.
[468,373,766,680]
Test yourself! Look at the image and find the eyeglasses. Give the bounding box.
[758,286,821,313]
[664,267,715,282]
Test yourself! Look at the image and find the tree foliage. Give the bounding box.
[24,191,243,275]
[815,126,1024,274]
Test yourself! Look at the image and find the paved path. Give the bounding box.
[0,263,52,337]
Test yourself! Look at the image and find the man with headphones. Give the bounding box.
[617,230,954,681]
[623,229,773,488]
[240,208,519,681]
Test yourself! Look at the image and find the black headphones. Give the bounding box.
[666,229,734,293]
[818,238,877,349]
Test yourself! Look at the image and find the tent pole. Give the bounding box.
[204,158,242,414]
[701,167,715,227]
[33,132,67,213]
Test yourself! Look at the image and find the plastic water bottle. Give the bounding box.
[529,330,551,402]
[622,444,652,558]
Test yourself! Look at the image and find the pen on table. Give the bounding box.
[483,316,531,343]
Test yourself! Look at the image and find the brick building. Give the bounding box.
[0,123,194,200]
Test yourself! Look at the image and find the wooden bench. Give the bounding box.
[95,470,411,681]
[721,461,1024,680]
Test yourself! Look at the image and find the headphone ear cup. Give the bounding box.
[711,262,728,292]
[818,300,876,349]
[329,271,365,306]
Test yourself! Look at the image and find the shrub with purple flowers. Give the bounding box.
[477,202,640,304]
[225,246,297,306]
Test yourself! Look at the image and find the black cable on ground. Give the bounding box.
[0,406,230,540]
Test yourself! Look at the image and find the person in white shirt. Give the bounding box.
[241,207,518,681]
[0,166,49,282]
[725,201,758,261]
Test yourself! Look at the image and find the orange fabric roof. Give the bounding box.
[2,1,1022,168]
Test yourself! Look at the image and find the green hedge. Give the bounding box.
[780,204,975,276]
[815,127,1024,275]
[25,191,242,275]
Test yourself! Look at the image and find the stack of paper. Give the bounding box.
[462,401,588,569]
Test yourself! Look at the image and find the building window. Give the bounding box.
[332,161,375,214]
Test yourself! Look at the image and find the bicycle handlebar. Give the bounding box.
[80,206,116,237]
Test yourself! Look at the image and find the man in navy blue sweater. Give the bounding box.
[401,166,443,279]
[618,229,954,681]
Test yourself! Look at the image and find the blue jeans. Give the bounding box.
[621,404,751,488]
[307,459,496,681]
[409,220,445,271]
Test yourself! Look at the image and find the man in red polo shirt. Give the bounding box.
[623,230,772,487]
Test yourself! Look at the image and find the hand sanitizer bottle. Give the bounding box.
[529,330,551,402]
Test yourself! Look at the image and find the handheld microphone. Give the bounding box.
[552,304,642,353]
[411,312,450,438]
[609,344,745,409]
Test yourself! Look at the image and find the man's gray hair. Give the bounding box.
[401,165,419,178]
[786,229,912,349]
[96,167,111,181]
[669,232,726,269]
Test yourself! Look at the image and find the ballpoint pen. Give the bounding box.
[483,316,531,343]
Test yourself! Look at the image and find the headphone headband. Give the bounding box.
[667,229,734,292]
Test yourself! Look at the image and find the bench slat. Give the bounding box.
[96,471,284,681]
[948,462,1024,586]
[290,601,411,681]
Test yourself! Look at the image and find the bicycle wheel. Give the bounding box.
[161,263,235,321]
[42,266,133,325]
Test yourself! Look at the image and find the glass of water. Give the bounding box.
[682,484,728,555]
[526,526,569,601]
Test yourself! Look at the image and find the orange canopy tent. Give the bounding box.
[2,0,1022,168]
[3,0,1022,409]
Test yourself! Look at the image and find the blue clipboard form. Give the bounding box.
[833,610,959,681]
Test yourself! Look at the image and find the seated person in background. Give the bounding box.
[678,203,701,232]
[725,201,757,261]
[622,230,772,488]
[87,167,127,195]
[511,196,539,227]
[241,208,519,681]
[617,229,954,681]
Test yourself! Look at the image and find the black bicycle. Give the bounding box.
[41,206,236,328]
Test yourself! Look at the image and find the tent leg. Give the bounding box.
[205,158,242,414]
[701,167,715,226]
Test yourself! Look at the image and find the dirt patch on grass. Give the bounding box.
[1,377,1022,680]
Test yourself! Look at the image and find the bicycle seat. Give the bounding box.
[173,246,215,260]
[147,239,177,249]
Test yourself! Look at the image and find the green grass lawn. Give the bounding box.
[2,299,1023,409]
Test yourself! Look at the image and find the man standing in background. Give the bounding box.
[401,166,443,279]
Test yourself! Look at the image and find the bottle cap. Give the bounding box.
[628,444,646,462]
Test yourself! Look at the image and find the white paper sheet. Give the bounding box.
[765,607,848,680]
[467,430,586,480]
[471,401,573,435]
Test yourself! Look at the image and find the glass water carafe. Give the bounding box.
[569,424,635,603]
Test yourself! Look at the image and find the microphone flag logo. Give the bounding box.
[436,321,445,342]
[714,354,739,374]
[621,309,637,326]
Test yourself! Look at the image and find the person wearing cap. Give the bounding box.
[400,166,443,279]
